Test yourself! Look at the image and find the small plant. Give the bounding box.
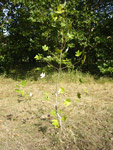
[15,80,27,97]
[35,3,84,129]
[15,3,85,130]
[15,80,32,101]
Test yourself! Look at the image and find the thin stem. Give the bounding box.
[46,61,59,71]
[39,59,58,71]
[57,112,62,130]
[55,63,61,106]
[55,43,63,130]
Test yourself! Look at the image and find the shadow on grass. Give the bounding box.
[1,63,112,83]
[2,63,56,81]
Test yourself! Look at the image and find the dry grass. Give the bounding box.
[0,73,113,150]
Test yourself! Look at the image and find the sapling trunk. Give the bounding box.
[55,52,62,129]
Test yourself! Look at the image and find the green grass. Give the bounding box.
[0,71,113,150]
[4,65,113,83]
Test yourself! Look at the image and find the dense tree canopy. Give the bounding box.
[0,0,113,75]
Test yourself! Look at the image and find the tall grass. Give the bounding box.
[1,66,112,84]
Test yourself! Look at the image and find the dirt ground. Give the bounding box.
[0,76,113,150]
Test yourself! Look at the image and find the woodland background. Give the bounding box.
[0,0,113,75]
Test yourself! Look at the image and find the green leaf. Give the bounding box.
[79,78,83,83]
[51,119,59,128]
[56,4,65,14]
[58,87,65,94]
[29,17,36,22]
[16,85,20,88]
[75,50,82,57]
[55,48,62,54]
[53,16,58,21]
[50,110,56,117]
[61,115,67,122]
[30,38,34,43]
[56,8,64,14]
[64,99,71,107]
[76,99,80,103]
[77,92,81,99]
[44,92,49,101]
[16,89,24,97]
[20,80,27,87]
[61,22,66,27]
[57,4,63,10]
[34,54,43,60]
[35,67,41,71]
[67,43,75,48]
[42,45,49,51]
[81,55,86,64]
[20,91,24,96]
[67,32,74,39]
[83,89,88,95]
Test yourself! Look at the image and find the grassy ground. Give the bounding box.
[0,71,113,150]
